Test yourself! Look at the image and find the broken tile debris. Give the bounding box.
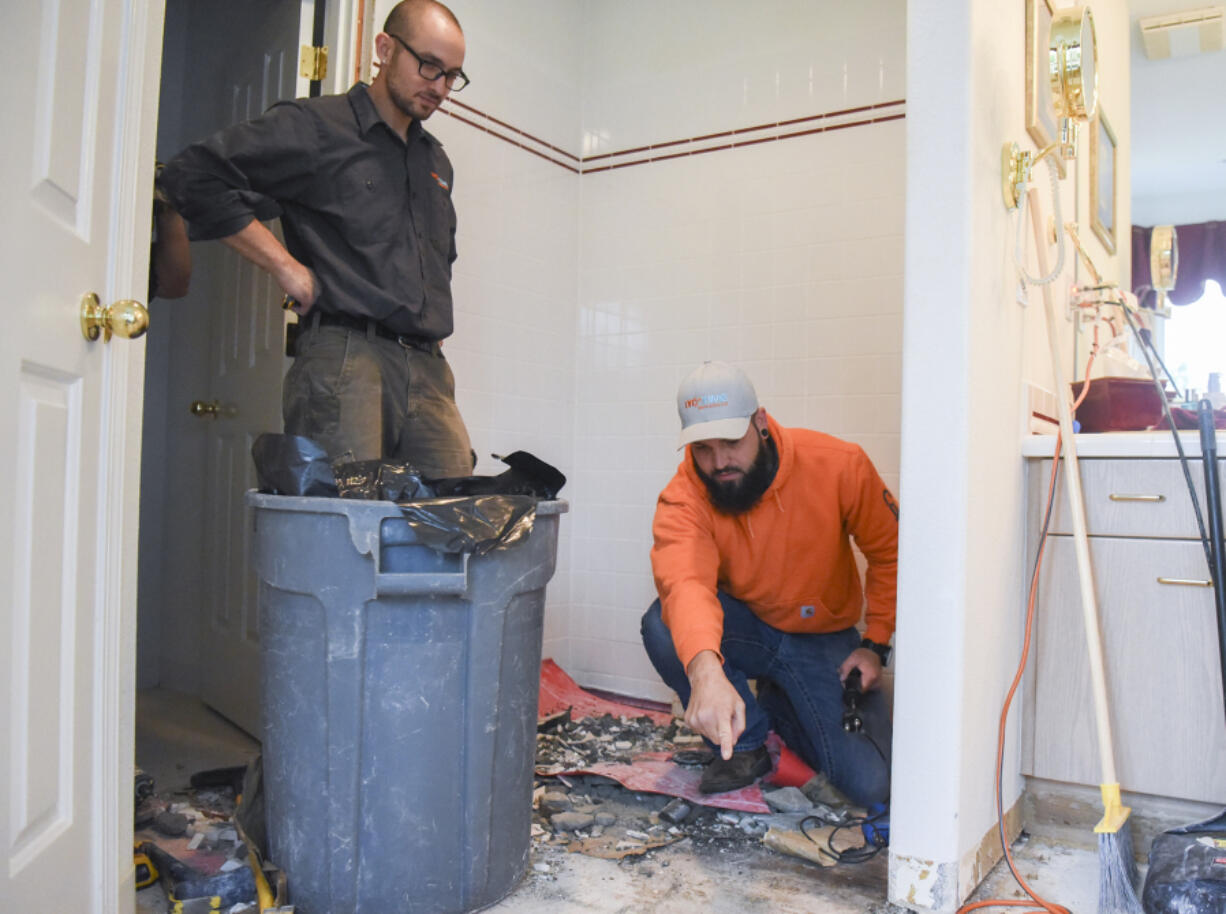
[659,797,691,824]
[531,707,853,871]
[526,699,896,896]
[134,773,267,914]
[763,786,814,814]
[551,811,596,832]
[534,708,683,773]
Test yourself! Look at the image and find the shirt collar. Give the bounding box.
[347,82,436,147]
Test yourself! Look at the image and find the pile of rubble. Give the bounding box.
[530,709,875,871]
[529,772,774,867]
[134,771,275,914]
[535,708,697,773]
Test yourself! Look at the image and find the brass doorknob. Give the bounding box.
[190,400,222,419]
[80,292,150,342]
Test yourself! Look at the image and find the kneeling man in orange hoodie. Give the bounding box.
[642,361,898,803]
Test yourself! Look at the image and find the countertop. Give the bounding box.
[1021,430,1224,459]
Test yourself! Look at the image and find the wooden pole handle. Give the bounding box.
[1026,188,1118,786]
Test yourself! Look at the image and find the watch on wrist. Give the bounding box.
[860,638,891,666]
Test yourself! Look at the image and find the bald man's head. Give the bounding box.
[384,0,462,42]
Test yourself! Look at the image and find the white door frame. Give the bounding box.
[100,0,166,908]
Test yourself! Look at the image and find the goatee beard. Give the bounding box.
[695,435,779,515]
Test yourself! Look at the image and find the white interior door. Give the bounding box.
[0,0,162,910]
[157,0,315,736]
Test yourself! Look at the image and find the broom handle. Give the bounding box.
[1027,189,1118,786]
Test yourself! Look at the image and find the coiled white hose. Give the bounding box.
[1014,156,1065,286]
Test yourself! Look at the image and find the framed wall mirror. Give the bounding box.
[1025,0,1067,176]
[1090,108,1117,254]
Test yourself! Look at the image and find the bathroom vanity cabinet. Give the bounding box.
[1021,433,1226,803]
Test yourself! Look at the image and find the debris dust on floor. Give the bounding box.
[135,674,1103,914]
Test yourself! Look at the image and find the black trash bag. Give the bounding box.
[393,494,537,555]
[251,434,338,497]
[428,450,566,499]
[331,450,562,553]
[334,459,435,501]
[1142,810,1226,913]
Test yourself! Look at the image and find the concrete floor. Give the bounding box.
[134,688,1104,914]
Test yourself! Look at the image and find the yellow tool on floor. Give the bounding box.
[133,843,158,890]
[171,897,221,913]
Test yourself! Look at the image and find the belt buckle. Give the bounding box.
[396,333,430,352]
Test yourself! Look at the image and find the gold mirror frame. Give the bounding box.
[1049,6,1099,122]
[1002,4,1099,210]
[1089,108,1117,254]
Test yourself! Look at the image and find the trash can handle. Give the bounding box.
[374,551,471,596]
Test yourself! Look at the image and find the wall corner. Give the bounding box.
[889,851,961,912]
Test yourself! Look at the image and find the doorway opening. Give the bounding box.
[135,0,306,797]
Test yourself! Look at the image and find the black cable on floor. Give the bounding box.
[799,804,889,865]
[797,717,891,865]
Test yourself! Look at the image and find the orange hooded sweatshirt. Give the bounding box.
[650,413,899,670]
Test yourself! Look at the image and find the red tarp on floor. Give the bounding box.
[539,658,672,726]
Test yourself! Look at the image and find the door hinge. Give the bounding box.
[299,45,329,81]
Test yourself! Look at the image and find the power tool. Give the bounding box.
[842,668,864,733]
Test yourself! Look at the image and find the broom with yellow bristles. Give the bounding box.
[1027,189,1143,913]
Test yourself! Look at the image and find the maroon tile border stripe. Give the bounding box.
[441,107,581,173]
[437,98,905,175]
[447,97,582,163]
[583,99,905,162]
[583,112,907,174]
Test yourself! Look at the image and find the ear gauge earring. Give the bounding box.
[760,428,769,439]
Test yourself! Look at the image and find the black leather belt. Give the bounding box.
[314,311,435,350]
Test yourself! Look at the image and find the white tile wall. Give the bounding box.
[427,1,905,699]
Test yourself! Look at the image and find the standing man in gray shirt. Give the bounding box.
[160,0,475,477]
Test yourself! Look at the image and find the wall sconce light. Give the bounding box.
[1002,6,1100,210]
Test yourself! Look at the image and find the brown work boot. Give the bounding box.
[699,745,772,794]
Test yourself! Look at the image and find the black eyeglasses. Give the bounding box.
[387,33,469,91]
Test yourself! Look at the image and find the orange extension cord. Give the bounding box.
[957,342,1099,914]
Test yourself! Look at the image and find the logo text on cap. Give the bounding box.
[684,393,729,410]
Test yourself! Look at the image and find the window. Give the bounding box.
[1162,279,1226,401]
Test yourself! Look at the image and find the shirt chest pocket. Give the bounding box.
[332,167,404,243]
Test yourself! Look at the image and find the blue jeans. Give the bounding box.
[641,593,891,807]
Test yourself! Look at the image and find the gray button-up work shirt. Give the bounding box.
[160,83,457,340]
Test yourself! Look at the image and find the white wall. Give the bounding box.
[1133,189,1226,227]
[892,0,1130,908]
[419,0,584,666]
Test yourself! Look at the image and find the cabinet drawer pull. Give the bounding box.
[1108,493,1165,503]
[1156,577,1212,587]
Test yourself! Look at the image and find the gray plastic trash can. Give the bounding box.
[246,492,567,914]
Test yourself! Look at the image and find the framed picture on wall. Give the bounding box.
[1026,0,1066,177]
[1090,109,1117,254]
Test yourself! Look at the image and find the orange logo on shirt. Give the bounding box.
[430,171,450,190]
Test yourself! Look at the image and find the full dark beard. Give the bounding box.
[694,435,779,515]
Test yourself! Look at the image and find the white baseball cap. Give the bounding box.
[676,361,759,448]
